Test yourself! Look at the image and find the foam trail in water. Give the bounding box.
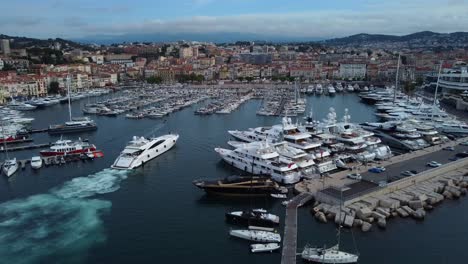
[0,168,129,264]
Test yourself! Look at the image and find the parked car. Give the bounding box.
[347,173,362,180]
[460,141,468,146]
[443,146,455,151]
[427,161,442,167]
[401,170,417,177]
[449,156,460,161]
[455,151,468,158]
[378,181,388,187]
[368,166,386,173]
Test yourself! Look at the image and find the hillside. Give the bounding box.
[324,31,468,47]
[0,34,91,50]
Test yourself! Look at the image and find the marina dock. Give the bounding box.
[2,143,51,152]
[281,192,313,264]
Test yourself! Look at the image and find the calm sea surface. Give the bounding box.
[0,93,467,264]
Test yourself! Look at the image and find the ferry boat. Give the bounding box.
[111,134,179,170]
[40,138,97,157]
[192,175,283,196]
[226,208,280,227]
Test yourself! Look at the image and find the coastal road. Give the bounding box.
[362,143,468,184]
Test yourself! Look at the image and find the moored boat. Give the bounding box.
[229,229,281,243]
[250,243,281,253]
[40,138,96,157]
[226,208,280,227]
[2,158,19,177]
[192,175,284,196]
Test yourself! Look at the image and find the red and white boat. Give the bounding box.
[40,138,96,157]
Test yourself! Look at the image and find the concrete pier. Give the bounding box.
[281,192,313,264]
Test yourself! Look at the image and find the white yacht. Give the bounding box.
[229,141,316,176]
[30,156,43,169]
[327,85,336,95]
[7,101,37,111]
[229,229,281,243]
[346,84,354,92]
[302,245,359,263]
[2,158,18,177]
[336,83,344,92]
[215,141,301,184]
[250,243,281,253]
[315,84,323,95]
[111,134,179,170]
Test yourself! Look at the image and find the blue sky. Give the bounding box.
[0,0,467,39]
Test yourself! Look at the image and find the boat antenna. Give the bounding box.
[337,187,343,251]
[394,53,400,104]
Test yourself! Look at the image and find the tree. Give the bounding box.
[48,81,60,94]
[403,81,416,95]
[147,76,163,84]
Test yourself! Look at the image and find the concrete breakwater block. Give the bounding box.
[361,222,372,232]
[412,209,426,220]
[408,200,423,210]
[396,208,409,217]
[375,207,391,218]
[402,206,415,215]
[377,218,387,229]
[344,215,354,228]
[361,197,379,209]
[378,197,400,209]
[314,211,327,223]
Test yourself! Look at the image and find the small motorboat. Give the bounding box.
[229,229,281,243]
[250,243,281,253]
[2,158,19,177]
[226,208,280,227]
[271,193,287,199]
[86,150,95,159]
[30,156,43,169]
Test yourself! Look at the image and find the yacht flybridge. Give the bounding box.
[112,134,179,169]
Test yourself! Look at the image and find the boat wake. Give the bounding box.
[0,168,129,264]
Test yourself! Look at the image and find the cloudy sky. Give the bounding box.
[1,0,467,39]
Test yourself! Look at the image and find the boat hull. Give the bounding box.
[40,147,96,157]
[48,125,98,134]
[225,213,279,227]
[111,135,178,170]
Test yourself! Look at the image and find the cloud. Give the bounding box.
[77,3,468,39]
[1,0,468,39]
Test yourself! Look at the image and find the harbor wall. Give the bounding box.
[343,158,468,206]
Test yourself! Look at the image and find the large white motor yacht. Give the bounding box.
[112,134,179,169]
[215,141,301,184]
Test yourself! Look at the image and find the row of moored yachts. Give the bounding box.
[212,103,463,185]
[6,89,112,111]
[215,108,393,184]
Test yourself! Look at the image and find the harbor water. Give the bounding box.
[1,93,467,263]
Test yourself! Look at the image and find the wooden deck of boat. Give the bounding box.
[281,192,314,264]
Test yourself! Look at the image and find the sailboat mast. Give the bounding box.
[394,54,400,103]
[1,120,9,159]
[67,74,72,122]
[337,188,343,251]
[433,61,443,106]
